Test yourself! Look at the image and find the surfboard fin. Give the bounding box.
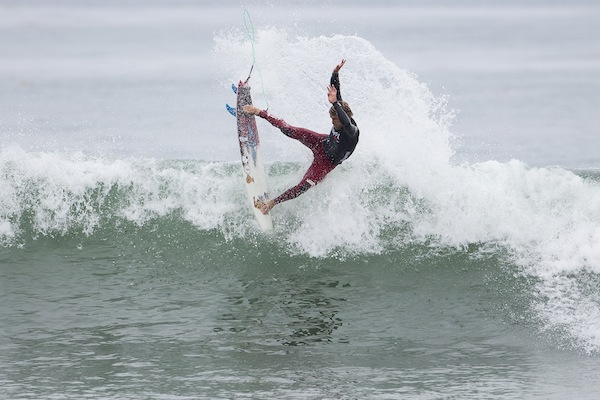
[226,103,236,117]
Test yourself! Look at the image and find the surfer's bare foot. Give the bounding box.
[254,199,274,215]
[243,105,261,115]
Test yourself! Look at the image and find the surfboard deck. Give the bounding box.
[233,81,273,232]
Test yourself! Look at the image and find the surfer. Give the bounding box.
[243,59,359,214]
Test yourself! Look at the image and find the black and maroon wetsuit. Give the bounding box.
[258,72,359,206]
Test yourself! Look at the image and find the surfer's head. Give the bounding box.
[329,101,352,130]
[329,101,353,118]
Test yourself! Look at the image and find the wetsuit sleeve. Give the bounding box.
[332,101,358,138]
[330,73,342,101]
[330,73,357,137]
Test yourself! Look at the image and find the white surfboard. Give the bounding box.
[233,80,273,232]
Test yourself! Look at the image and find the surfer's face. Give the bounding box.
[331,114,343,131]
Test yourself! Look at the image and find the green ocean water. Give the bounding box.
[0,228,581,399]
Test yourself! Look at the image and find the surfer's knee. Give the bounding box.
[299,179,316,194]
[281,128,295,138]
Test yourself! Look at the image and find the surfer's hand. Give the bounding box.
[243,105,261,115]
[333,59,346,74]
[327,85,338,103]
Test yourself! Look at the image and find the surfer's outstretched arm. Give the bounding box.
[330,59,345,101]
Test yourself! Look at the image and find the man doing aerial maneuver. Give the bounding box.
[243,59,359,214]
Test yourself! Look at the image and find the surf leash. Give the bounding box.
[243,8,269,110]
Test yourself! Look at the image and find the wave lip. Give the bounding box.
[0,146,246,245]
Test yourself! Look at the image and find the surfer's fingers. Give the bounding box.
[334,59,346,72]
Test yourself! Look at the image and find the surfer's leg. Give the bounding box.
[270,159,322,206]
[282,127,327,152]
[253,160,321,214]
[272,180,314,206]
[270,154,337,208]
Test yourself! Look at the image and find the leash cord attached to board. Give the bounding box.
[243,9,269,110]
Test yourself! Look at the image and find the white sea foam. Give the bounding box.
[0,146,248,243]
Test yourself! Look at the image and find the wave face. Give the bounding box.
[2,144,600,353]
[2,29,600,354]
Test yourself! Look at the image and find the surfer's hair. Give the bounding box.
[329,101,353,118]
